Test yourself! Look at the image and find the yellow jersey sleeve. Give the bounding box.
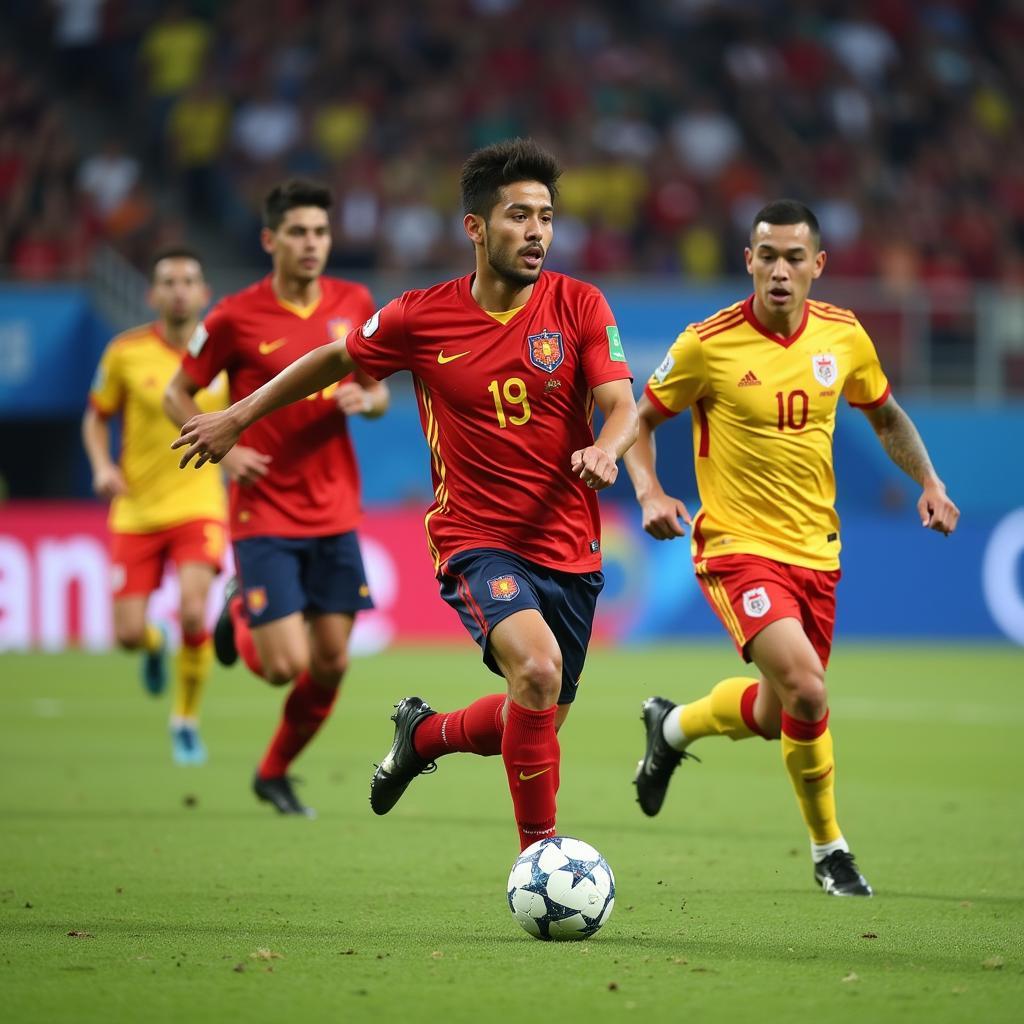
[644,327,709,416]
[843,320,890,408]
[88,342,125,417]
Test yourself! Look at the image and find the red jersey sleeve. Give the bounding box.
[578,286,632,388]
[180,302,235,389]
[344,296,409,381]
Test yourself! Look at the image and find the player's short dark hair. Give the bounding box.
[263,178,333,230]
[750,199,822,250]
[149,245,204,282]
[460,137,561,217]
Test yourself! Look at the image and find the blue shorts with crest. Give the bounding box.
[439,547,604,704]
[234,531,373,626]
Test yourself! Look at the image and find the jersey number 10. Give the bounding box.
[775,389,809,431]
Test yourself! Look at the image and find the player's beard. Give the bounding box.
[485,236,544,288]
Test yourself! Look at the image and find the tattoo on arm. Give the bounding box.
[867,400,935,484]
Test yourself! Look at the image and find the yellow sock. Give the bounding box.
[780,719,841,844]
[173,639,213,720]
[677,676,761,742]
[143,622,164,654]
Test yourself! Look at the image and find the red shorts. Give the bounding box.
[696,554,841,668]
[110,519,226,598]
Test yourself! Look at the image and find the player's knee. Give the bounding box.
[510,653,562,709]
[115,625,145,650]
[179,606,205,639]
[780,669,828,721]
[310,650,347,685]
[263,655,306,687]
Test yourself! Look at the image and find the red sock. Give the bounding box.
[257,671,337,778]
[502,701,559,851]
[230,596,265,679]
[414,693,506,760]
[182,628,209,648]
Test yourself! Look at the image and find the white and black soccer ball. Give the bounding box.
[506,836,615,941]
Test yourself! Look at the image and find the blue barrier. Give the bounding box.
[595,508,1020,643]
[0,287,111,417]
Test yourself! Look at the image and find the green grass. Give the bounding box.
[1,644,1022,1023]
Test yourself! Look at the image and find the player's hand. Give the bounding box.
[220,445,272,487]
[334,381,373,416]
[172,410,242,469]
[918,478,960,536]
[640,491,691,540]
[92,464,128,500]
[570,445,617,490]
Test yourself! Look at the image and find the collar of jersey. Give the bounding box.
[460,271,545,323]
[742,293,809,348]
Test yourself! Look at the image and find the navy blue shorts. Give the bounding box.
[439,548,604,705]
[234,531,374,627]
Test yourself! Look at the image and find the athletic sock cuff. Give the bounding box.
[781,709,830,741]
[739,683,771,739]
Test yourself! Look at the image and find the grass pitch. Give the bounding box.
[1,643,1022,1023]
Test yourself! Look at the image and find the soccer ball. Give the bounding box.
[506,836,615,941]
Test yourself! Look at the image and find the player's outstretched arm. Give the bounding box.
[173,339,357,469]
[861,394,960,535]
[81,406,127,500]
[570,379,638,490]
[624,395,691,540]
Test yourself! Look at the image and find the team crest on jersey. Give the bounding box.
[527,331,564,373]
[327,317,352,342]
[742,586,772,619]
[812,353,838,387]
[245,586,269,616]
[487,574,520,601]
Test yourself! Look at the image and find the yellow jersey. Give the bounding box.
[644,296,890,571]
[89,322,228,534]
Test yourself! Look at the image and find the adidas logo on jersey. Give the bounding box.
[737,370,762,387]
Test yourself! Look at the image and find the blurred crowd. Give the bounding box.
[3,0,1023,290]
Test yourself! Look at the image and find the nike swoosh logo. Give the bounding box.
[437,350,470,364]
[806,766,834,783]
[259,338,287,355]
[518,767,551,782]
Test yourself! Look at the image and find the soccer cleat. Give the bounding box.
[814,850,873,896]
[253,773,316,818]
[171,723,207,765]
[634,695,699,817]
[369,697,438,816]
[213,577,240,667]
[141,625,169,697]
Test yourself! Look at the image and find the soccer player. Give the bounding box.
[626,200,960,896]
[163,179,388,817]
[172,139,638,850]
[83,247,227,764]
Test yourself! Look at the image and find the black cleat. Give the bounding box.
[634,696,699,817]
[253,773,316,818]
[369,697,438,816]
[213,577,240,667]
[814,850,873,896]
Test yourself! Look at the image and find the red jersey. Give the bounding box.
[346,271,631,574]
[181,275,374,540]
